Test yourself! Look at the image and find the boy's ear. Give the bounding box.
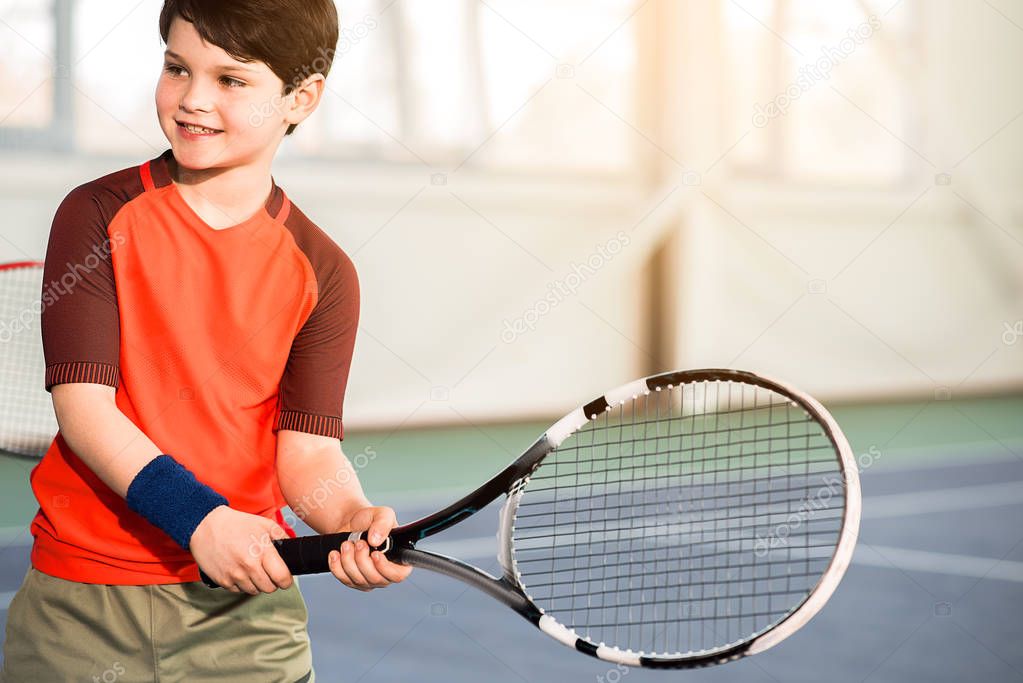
[283,74,327,129]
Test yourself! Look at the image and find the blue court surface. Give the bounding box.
[2,394,1022,682]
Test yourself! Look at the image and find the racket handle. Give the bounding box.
[198,531,393,589]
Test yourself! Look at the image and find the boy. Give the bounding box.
[0,1,410,681]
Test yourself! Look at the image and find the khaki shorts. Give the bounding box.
[1,567,314,683]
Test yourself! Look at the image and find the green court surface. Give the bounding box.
[2,393,1021,532]
[344,392,1023,501]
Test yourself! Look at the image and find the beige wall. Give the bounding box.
[1,0,1019,428]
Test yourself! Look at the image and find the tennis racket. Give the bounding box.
[204,368,860,669]
[0,261,58,459]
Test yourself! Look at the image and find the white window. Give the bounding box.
[73,0,166,154]
[0,0,60,147]
[724,0,916,185]
[289,0,639,172]
[1,0,641,174]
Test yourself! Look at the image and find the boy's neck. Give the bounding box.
[168,154,276,230]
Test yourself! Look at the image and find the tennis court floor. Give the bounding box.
[2,394,1022,682]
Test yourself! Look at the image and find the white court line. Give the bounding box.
[2,542,1020,613]
[858,545,1023,583]
[861,441,1023,474]
[417,538,1023,583]
[2,481,1022,551]
[373,442,1023,511]
[0,526,31,547]
[420,535,498,560]
[862,481,1023,519]
[2,544,1021,614]
[3,479,1022,612]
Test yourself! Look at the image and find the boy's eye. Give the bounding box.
[163,64,187,77]
[220,76,246,88]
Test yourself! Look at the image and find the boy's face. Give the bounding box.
[156,17,294,172]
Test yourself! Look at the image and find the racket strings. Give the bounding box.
[511,381,845,658]
[0,264,58,458]
[514,473,844,522]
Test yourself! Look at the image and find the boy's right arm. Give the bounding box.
[51,383,293,594]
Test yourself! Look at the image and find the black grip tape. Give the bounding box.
[199,531,390,589]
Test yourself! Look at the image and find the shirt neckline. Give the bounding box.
[168,181,272,234]
[149,149,286,233]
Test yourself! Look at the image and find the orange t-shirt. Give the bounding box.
[31,149,360,585]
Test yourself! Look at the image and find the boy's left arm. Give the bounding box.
[276,429,412,590]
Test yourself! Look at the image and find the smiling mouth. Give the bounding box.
[177,122,223,135]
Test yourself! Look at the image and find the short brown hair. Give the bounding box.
[159,0,339,135]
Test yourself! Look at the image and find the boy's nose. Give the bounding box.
[180,82,215,113]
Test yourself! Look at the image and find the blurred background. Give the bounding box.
[1,0,1020,423]
[1,1,1021,682]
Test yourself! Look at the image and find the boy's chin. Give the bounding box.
[169,143,229,170]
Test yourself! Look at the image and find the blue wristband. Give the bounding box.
[125,455,228,550]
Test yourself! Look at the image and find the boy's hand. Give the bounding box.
[190,506,293,595]
[328,505,412,591]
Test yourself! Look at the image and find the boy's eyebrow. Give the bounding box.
[163,50,260,73]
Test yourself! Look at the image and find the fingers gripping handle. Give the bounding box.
[198,531,394,589]
[273,531,392,575]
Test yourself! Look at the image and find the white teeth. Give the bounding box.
[183,123,218,134]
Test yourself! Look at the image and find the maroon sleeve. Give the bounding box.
[275,235,360,440]
[41,182,130,391]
